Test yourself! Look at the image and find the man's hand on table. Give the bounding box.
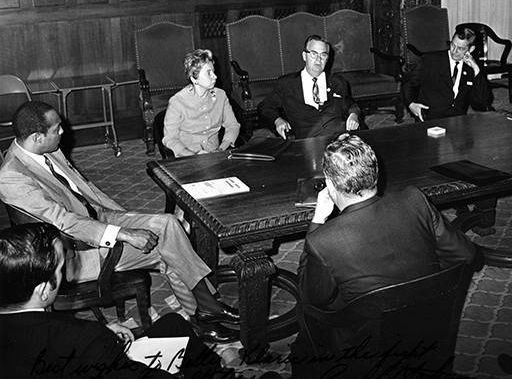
[346,113,360,131]
[275,117,292,139]
[117,228,158,254]
[409,102,429,122]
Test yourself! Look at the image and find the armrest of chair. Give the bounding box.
[499,40,512,66]
[230,60,252,101]
[137,69,156,155]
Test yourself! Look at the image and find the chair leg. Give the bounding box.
[508,74,512,103]
[115,300,126,322]
[394,97,404,123]
[91,307,108,324]
[136,284,152,331]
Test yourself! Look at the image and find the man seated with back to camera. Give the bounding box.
[402,26,492,121]
[0,101,238,343]
[0,222,234,379]
[292,133,481,378]
[259,34,363,140]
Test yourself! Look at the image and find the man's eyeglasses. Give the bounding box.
[304,49,329,60]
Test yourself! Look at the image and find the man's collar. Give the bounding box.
[15,139,47,166]
[341,194,380,215]
[301,68,326,81]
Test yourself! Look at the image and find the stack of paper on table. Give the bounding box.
[182,177,250,199]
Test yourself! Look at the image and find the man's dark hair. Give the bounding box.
[0,223,61,307]
[453,27,476,45]
[13,101,56,141]
[303,34,330,52]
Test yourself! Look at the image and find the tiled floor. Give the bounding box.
[1,88,512,378]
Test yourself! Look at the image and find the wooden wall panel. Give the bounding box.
[0,0,374,125]
[0,0,20,9]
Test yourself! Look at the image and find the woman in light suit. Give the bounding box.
[162,49,240,157]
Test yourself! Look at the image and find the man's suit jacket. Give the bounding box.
[0,142,125,280]
[295,186,475,364]
[0,311,170,378]
[259,71,361,139]
[299,186,475,312]
[402,50,491,120]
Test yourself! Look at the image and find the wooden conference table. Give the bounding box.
[147,112,512,358]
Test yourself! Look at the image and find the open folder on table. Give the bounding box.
[430,160,512,186]
[227,138,291,161]
[127,336,189,374]
[295,176,326,208]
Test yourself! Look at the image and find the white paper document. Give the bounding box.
[182,177,250,199]
[126,336,189,374]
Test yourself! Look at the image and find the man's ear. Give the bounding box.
[30,133,41,143]
[325,178,337,199]
[33,281,51,302]
[302,51,307,63]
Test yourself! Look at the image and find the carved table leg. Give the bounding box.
[229,240,276,363]
[471,198,498,236]
[451,198,512,267]
[452,198,497,236]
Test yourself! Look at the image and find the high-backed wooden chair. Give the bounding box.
[5,204,152,334]
[457,23,512,103]
[227,11,404,126]
[403,5,450,67]
[298,263,470,377]
[325,10,403,122]
[134,22,195,155]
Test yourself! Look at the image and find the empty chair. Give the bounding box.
[403,5,450,67]
[457,23,512,103]
[296,263,471,378]
[5,203,152,334]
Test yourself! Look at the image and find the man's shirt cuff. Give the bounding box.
[99,225,121,248]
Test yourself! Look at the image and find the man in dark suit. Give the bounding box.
[259,35,362,139]
[292,134,477,377]
[0,223,233,379]
[403,27,491,121]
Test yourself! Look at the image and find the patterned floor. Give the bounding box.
[1,88,512,378]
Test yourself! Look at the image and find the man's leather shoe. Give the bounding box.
[191,320,239,344]
[195,302,240,325]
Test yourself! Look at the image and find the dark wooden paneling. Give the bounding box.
[0,0,20,9]
[0,0,399,145]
